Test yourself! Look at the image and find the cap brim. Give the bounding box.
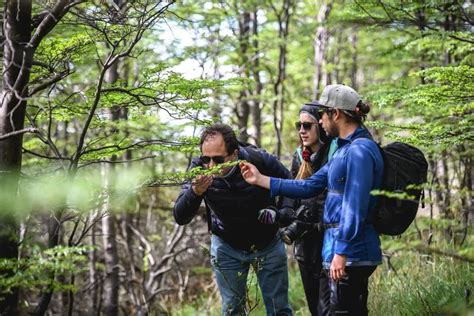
[304,100,323,107]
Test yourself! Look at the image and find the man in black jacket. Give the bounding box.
[173,123,293,315]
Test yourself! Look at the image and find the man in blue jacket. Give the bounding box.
[241,85,383,315]
[173,123,293,315]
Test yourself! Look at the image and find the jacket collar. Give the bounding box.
[336,126,372,147]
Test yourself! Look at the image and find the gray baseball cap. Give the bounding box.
[319,84,361,111]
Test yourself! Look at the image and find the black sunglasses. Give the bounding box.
[317,107,335,117]
[200,154,230,164]
[295,121,318,131]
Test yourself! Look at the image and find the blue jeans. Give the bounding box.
[210,234,293,316]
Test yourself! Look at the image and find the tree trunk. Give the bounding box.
[89,213,100,314]
[312,0,332,99]
[250,9,263,147]
[350,32,358,90]
[272,0,293,158]
[100,59,120,316]
[209,24,223,121]
[331,32,342,84]
[32,214,63,316]
[236,10,251,143]
[415,8,427,84]
[101,164,119,316]
[0,1,33,313]
[1,1,78,313]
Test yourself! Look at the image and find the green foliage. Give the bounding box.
[368,65,473,151]
[287,261,310,315]
[0,246,90,294]
[144,159,244,186]
[3,0,473,313]
[369,252,473,315]
[0,159,250,217]
[381,217,474,262]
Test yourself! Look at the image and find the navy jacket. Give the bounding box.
[174,145,291,251]
[271,127,383,266]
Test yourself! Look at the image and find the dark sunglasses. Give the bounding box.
[295,121,318,131]
[317,107,335,117]
[200,154,230,164]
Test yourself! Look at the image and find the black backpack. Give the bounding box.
[373,142,428,235]
[237,141,268,173]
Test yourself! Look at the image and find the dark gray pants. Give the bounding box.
[319,266,377,316]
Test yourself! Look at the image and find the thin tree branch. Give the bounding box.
[0,128,38,140]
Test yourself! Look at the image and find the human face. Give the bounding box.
[319,107,338,137]
[297,112,319,148]
[201,133,236,175]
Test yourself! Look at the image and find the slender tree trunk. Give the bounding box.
[431,158,445,216]
[440,151,451,216]
[89,214,100,314]
[100,60,120,316]
[415,8,427,84]
[101,164,119,316]
[331,33,342,84]
[32,214,62,316]
[272,0,293,158]
[250,9,262,147]
[209,25,223,121]
[459,144,472,245]
[350,32,358,90]
[236,10,251,143]
[312,0,332,99]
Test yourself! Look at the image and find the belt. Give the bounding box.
[316,222,339,232]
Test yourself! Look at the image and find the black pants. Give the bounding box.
[297,260,323,315]
[319,266,377,316]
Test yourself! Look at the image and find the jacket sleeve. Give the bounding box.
[334,141,377,255]
[173,159,204,225]
[270,162,329,199]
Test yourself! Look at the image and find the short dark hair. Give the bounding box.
[200,123,239,154]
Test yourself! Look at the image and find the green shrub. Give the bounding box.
[369,251,473,315]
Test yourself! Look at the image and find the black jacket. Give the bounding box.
[173,145,291,251]
[290,142,331,264]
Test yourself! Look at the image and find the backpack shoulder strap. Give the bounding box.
[245,145,266,173]
[238,140,267,173]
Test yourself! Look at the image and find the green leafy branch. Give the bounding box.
[143,160,244,187]
[0,246,90,294]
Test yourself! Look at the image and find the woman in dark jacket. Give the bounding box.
[288,102,335,315]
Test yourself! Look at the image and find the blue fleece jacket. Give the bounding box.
[270,127,383,267]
